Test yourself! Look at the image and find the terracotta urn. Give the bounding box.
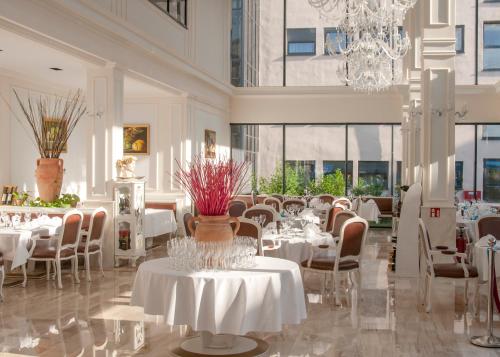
[35,158,63,202]
[188,215,240,242]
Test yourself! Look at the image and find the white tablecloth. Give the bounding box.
[143,209,177,238]
[130,256,307,335]
[0,224,60,269]
[262,230,335,264]
[298,208,322,225]
[357,199,381,223]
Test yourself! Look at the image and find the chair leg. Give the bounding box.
[426,275,433,313]
[99,250,104,277]
[334,273,341,306]
[464,279,469,307]
[46,261,51,281]
[0,266,4,302]
[52,262,56,280]
[73,256,80,284]
[85,254,91,282]
[21,264,27,288]
[56,260,62,289]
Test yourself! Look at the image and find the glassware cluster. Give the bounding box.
[166,236,258,271]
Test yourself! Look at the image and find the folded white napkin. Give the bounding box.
[304,223,320,238]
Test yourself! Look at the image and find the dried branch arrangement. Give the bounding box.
[13,89,87,158]
[175,156,249,216]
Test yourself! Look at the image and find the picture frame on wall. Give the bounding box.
[43,117,68,153]
[205,129,216,159]
[124,124,150,155]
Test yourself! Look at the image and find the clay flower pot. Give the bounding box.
[35,158,63,202]
[188,215,240,242]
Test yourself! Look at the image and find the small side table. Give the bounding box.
[470,237,500,347]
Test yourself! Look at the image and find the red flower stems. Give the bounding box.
[175,156,249,216]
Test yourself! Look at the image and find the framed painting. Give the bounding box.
[124,124,150,155]
[43,117,67,153]
[205,129,216,159]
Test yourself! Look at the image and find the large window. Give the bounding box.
[323,161,353,188]
[149,0,187,27]
[231,123,401,196]
[358,161,389,189]
[456,25,465,54]
[324,28,347,55]
[478,125,500,202]
[484,159,500,202]
[287,28,316,56]
[484,23,500,71]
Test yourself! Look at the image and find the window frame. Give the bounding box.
[324,27,347,55]
[287,28,316,56]
[149,0,187,28]
[483,22,500,71]
[456,25,465,54]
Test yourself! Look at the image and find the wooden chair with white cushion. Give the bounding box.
[264,197,282,213]
[243,204,279,227]
[418,218,478,313]
[77,207,107,282]
[317,194,335,205]
[236,217,264,256]
[302,216,369,305]
[28,210,83,289]
[228,200,247,218]
[332,197,352,210]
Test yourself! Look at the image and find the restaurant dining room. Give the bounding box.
[1,0,500,356]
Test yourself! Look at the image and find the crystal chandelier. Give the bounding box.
[309,0,417,92]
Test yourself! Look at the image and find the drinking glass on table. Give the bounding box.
[23,211,32,225]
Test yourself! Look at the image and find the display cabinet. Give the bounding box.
[112,179,145,267]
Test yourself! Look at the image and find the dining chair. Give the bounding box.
[183,212,194,237]
[317,194,335,205]
[236,217,264,256]
[418,218,478,313]
[282,199,306,214]
[77,207,107,282]
[243,205,277,227]
[333,197,352,210]
[28,209,83,289]
[271,194,285,203]
[324,205,344,232]
[475,214,500,241]
[331,210,357,244]
[0,252,4,302]
[228,200,247,217]
[302,216,369,305]
[264,197,282,213]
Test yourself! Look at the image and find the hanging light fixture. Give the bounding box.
[309,0,417,92]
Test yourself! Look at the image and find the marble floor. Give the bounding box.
[1,229,500,356]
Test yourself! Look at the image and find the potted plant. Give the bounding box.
[12,191,30,206]
[175,156,249,242]
[12,90,86,202]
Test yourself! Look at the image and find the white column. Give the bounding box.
[419,0,456,246]
[86,64,124,200]
[0,79,10,185]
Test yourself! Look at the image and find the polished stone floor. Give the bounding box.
[1,229,500,356]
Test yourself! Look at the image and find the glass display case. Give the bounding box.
[112,180,145,267]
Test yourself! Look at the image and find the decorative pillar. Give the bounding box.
[86,64,124,200]
[419,0,457,247]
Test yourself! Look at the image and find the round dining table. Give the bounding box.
[130,256,306,356]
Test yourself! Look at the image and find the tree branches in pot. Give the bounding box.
[12,90,86,202]
[175,156,249,242]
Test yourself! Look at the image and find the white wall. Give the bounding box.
[0,75,88,199]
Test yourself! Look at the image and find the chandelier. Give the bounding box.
[309,0,417,92]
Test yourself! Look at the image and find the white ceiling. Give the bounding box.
[0,28,176,97]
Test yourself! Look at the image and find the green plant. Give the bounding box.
[30,193,80,208]
[258,163,284,194]
[307,169,346,196]
[352,177,367,196]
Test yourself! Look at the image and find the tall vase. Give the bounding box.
[188,215,240,242]
[35,158,63,202]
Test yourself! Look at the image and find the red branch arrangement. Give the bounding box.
[175,156,249,216]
